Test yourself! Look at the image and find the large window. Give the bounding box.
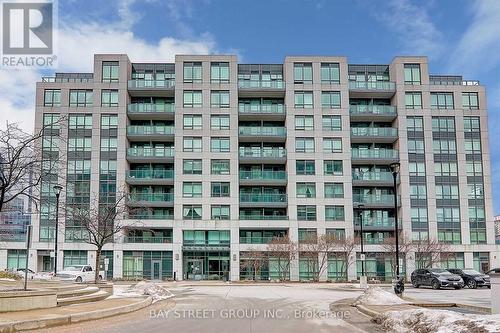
[405,92,422,109]
[464,117,480,132]
[211,115,230,130]
[7,250,26,270]
[294,63,312,84]
[211,62,229,83]
[435,162,458,176]
[410,185,427,199]
[211,182,230,197]
[467,161,483,177]
[321,91,341,108]
[296,160,315,175]
[325,206,345,221]
[322,115,342,131]
[462,92,479,110]
[324,183,344,198]
[409,162,426,176]
[296,137,315,152]
[432,117,455,132]
[211,205,230,220]
[183,159,202,174]
[296,183,316,198]
[44,89,61,107]
[63,250,87,268]
[69,114,92,129]
[433,139,456,154]
[297,205,316,221]
[323,138,342,153]
[324,160,343,175]
[101,90,118,107]
[183,90,202,107]
[211,137,230,152]
[183,182,202,198]
[183,115,203,130]
[69,90,93,107]
[407,116,423,132]
[321,63,340,84]
[295,115,314,131]
[211,160,230,175]
[183,205,202,220]
[436,185,459,200]
[183,62,202,83]
[465,138,481,154]
[183,137,202,152]
[102,61,119,83]
[404,64,421,85]
[407,139,425,154]
[430,92,454,109]
[294,91,313,108]
[211,90,230,108]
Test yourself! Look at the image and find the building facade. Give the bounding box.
[0,54,497,281]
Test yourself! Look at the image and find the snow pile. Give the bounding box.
[376,308,500,333]
[354,286,409,306]
[112,282,174,303]
[0,278,16,282]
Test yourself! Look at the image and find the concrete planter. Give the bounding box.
[0,290,57,312]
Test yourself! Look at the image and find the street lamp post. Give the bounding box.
[390,162,403,294]
[53,185,63,276]
[358,203,367,288]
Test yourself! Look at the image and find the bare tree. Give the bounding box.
[299,233,339,281]
[332,236,358,282]
[267,235,297,281]
[240,249,266,281]
[412,238,451,269]
[381,232,415,278]
[0,121,64,212]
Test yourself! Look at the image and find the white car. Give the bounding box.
[16,268,35,279]
[56,265,102,283]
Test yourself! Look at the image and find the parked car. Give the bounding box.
[485,268,500,275]
[447,268,490,289]
[56,265,101,283]
[16,268,35,279]
[411,268,464,289]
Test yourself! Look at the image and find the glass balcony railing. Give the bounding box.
[128,79,175,89]
[239,170,287,180]
[239,127,286,136]
[349,105,396,116]
[353,194,400,205]
[239,147,286,158]
[351,127,398,137]
[348,81,396,90]
[128,213,174,220]
[354,218,396,228]
[351,149,399,160]
[127,147,174,158]
[238,104,285,114]
[239,236,284,244]
[238,215,289,220]
[126,170,174,180]
[127,126,175,135]
[128,193,174,202]
[239,193,287,203]
[127,103,175,113]
[123,236,173,243]
[238,80,285,89]
[183,240,230,246]
[352,171,393,182]
[362,237,388,245]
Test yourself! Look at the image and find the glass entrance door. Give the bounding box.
[186,259,203,280]
[152,260,162,280]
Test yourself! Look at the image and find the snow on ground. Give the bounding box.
[0,278,16,282]
[353,286,409,306]
[376,308,500,333]
[110,282,174,303]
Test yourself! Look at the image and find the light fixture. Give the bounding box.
[390,162,400,174]
[53,185,63,196]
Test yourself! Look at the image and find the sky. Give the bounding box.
[0,0,499,212]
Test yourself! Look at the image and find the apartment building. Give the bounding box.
[0,54,497,281]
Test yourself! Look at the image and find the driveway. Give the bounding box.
[402,285,491,307]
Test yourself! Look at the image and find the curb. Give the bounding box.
[355,304,381,318]
[0,296,153,333]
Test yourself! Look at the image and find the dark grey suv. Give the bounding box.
[447,269,491,289]
[411,268,464,289]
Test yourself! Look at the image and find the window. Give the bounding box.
[101,114,118,129]
[183,90,202,107]
[211,160,230,175]
[431,92,454,109]
[321,63,340,84]
[407,139,425,154]
[435,162,458,176]
[295,116,314,131]
[406,116,424,132]
[323,138,342,153]
[297,205,316,221]
[101,90,118,107]
[325,206,345,221]
[296,160,315,175]
[405,92,422,109]
[466,161,483,177]
[211,137,230,152]
[468,184,484,200]
[294,91,313,108]
[324,183,343,198]
[211,62,229,83]
[183,182,202,198]
[183,159,202,174]
[410,185,427,199]
[296,183,316,198]
[296,137,315,152]
[432,117,455,132]
[404,64,421,85]
[298,229,317,243]
[469,206,485,222]
[69,114,92,129]
[102,61,119,82]
[324,160,343,175]
[433,139,456,154]
[100,137,117,152]
[44,89,61,107]
[464,117,480,132]
[183,62,202,83]
[63,250,87,267]
[321,91,341,108]
[211,115,230,130]
[183,205,202,220]
[211,90,230,108]
[69,90,93,107]
[294,63,312,84]
[183,137,202,152]
[7,250,27,270]
[411,207,428,223]
[322,115,342,131]
[409,162,426,176]
[68,137,92,152]
[183,115,203,130]
[462,92,479,110]
[211,205,230,220]
[211,182,230,197]
[437,207,460,223]
[465,138,481,154]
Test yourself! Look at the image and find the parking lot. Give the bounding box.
[403,285,491,307]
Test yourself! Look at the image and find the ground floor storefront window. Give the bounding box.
[183,251,229,281]
[473,252,490,273]
[327,254,347,281]
[299,253,318,281]
[123,251,172,280]
[440,252,465,269]
[63,250,87,268]
[7,249,27,270]
[356,252,405,282]
[239,252,288,281]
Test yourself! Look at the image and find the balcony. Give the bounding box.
[351,149,399,164]
[349,105,397,121]
[238,126,286,142]
[128,79,175,97]
[238,103,285,120]
[127,125,175,141]
[126,170,174,186]
[239,147,286,164]
[239,215,289,221]
[353,194,401,208]
[350,127,398,143]
[354,218,398,231]
[239,193,288,208]
[123,236,172,244]
[239,236,281,244]
[128,213,174,220]
[127,193,174,207]
[348,81,396,98]
[127,103,175,120]
[126,147,174,163]
[352,171,397,186]
[239,170,287,186]
[238,80,285,98]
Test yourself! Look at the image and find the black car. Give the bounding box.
[411,268,464,289]
[447,268,490,289]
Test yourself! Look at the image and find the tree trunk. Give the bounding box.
[95,247,102,284]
